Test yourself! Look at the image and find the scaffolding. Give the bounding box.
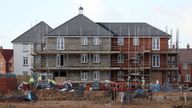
[32,24,179,85]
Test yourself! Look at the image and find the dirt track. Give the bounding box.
[0,100,192,108]
[1,90,192,108]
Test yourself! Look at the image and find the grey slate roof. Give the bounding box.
[97,23,170,36]
[47,15,114,36]
[178,49,192,63]
[12,21,52,43]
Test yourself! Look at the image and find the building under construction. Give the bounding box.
[32,7,178,84]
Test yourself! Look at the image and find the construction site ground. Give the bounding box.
[0,90,192,108]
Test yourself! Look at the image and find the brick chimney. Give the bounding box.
[187,44,190,50]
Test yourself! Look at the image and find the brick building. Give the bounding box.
[32,7,178,84]
[179,44,192,86]
[0,46,13,73]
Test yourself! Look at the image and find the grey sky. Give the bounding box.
[0,0,191,48]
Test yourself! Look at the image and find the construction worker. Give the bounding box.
[127,76,131,89]
[29,76,35,88]
[141,77,145,89]
[38,74,42,82]
[48,79,55,88]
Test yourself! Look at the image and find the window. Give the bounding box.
[93,71,100,81]
[57,54,64,67]
[133,37,139,45]
[23,43,28,52]
[81,72,88,80]
[182,63,188,69]
[57,37,65,50]
[118,54,124,63]
[93,37,100,45]
[23,71,28,76]
[81,54,88,63]
[23,57,29,66]
[185,75,191,82]
[81,37,88,45]
[93,54,100,63]
[117,37,124,45]
[152,55,160,67]
[152,37,160,50]
[118,71,124,81]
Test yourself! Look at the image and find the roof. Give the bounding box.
[47,15,114,36]
[12,21,52,43]
[0,49,13,62]
[97,23,170,36]
[178,49,192,63]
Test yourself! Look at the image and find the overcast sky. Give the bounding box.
[0,0,191,49]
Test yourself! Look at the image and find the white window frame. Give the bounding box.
[81,72,88,81]
[117,37,124,45]
[23,71,28,76]
[23,57,29,66]
[182,63,188,69]
[23,43,28,52]
[81,37,88,45]
[56,54,64,67]
[93,37,100,45]
[118,54,124,63]
[133,37,139,46]
[152,37,160,50]
[152,55,160,67]
[118,71,124,81]
[93,71,100,81]
[81,54,88,63]
[185,74,191,82]
[93,54,100,63]
[57,37,65,50]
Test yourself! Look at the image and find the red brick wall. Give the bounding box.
[111,37,169,68]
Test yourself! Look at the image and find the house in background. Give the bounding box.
[0,46,13,73]
[12,21,52,75]
[179,44,192,86]
[32,7,178,84]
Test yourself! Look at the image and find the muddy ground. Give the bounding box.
[0,90,192,108]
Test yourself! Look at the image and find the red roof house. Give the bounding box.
[0,46,13,73]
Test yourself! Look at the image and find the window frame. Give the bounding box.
[23,57,29,66]
[117,71,124,81]
[182,63,188,69]
[93,54,100,63]
[93,37,100,45]
[152,55,160,67]
[152,37,160,50]
[81,37,88,45]
[118,54,124,63]
[81,54,88,63]
[133,37,139,46]
[56,54,64,67]
[23,43,29,52]
[117,37,124,45]
[93,71,100,81]
[185,74,191,82]
[81,72,88,81]
[57,37,65,50]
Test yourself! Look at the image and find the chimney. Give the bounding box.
[187,44,190,50]
[79,6,84,15]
